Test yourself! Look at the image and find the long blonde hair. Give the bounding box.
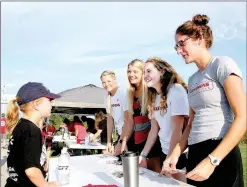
[127,59,148,115]
[6,97,28,133]
[95,110,106,130]
[100,70,117,115]
[6,97,44,133]
[146,57,187,119]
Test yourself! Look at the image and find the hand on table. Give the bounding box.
[159,155,179,177]
[186,157,215,181]
[139,156,147,168]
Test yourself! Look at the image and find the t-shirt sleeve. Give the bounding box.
[216,56,242,87]
[121,88,128,111]
[169,84,189,116]
[23,129,42,170]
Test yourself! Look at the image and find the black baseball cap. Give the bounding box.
[16,82,61,105]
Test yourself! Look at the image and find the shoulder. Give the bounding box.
[211,56,237,68]
[117,87,127,96]
[13,119,40,137]
[169,84,187,94]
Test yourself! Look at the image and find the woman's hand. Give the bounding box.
[159,154,179,177]
[186,157,216,181]
[139,156,147,168]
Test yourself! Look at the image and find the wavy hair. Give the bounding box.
[145,57,187,119]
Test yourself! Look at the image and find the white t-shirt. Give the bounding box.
[153,84,189,154]
[104,88,128,135]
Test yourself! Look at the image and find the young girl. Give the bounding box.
[100,70,133,154]
[5,82,60,187]
[163,14,246,187]
[141,57,189,181]
[121,59,162,172]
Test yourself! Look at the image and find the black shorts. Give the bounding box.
[187,139,244,187]
[160,152,187,169]
[134,137,163,159]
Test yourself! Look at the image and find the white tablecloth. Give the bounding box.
[65,141,106,150]
[52,135,77,142]
[48,155,194,187]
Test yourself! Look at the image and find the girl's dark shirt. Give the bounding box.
[6,118,44,187]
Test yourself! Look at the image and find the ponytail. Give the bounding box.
[6,97,21,133]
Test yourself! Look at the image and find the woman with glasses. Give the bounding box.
[162,14,246,187]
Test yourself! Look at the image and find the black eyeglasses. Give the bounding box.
[174,37,190,51]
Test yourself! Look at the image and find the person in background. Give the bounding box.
[89,110,107,144]
[85,116,97,134]
[74,116,87,142]
[81,116,88,129]
[100,70,129,155]
[65,118,75,134]
[162,14,246,187]
[1,113,7,149]
[142,57,189,181]
[5,82,60,187]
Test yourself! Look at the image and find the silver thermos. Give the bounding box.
[121,151,139,187]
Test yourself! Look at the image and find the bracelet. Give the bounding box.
[140,153,148,159]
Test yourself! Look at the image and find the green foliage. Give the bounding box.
[240,131,247,145]
[49,114,64,130]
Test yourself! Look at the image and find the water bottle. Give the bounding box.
[121,151,139,187]
[58,147,70,184]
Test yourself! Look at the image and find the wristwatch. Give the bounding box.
[208,154,221,166]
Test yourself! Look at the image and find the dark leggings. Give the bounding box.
[187,139,244,187]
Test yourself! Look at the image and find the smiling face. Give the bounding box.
[127,64,143,86]
[144,62,162,89]
[101,75,117,92]
[175,34,201,64]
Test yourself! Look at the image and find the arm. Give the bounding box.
[170,107,194,157]
[25,167,47,187]
[167,115,184,157]
[107,114,114,144]
[74,126,78,137]
[140,119,159,157]
[210,75,246,160]
[119,111,134,152]
[160,108,194,175]
[91,129,103,142]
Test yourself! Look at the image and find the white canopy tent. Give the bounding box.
[51,84,106,114]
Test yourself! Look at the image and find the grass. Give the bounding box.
[240,144,246,187]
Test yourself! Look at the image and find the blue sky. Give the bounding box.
[1,2,246,95]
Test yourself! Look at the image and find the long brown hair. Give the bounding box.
[127,59,148,115]
[94,110,106,130]
[145,57,187,118]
